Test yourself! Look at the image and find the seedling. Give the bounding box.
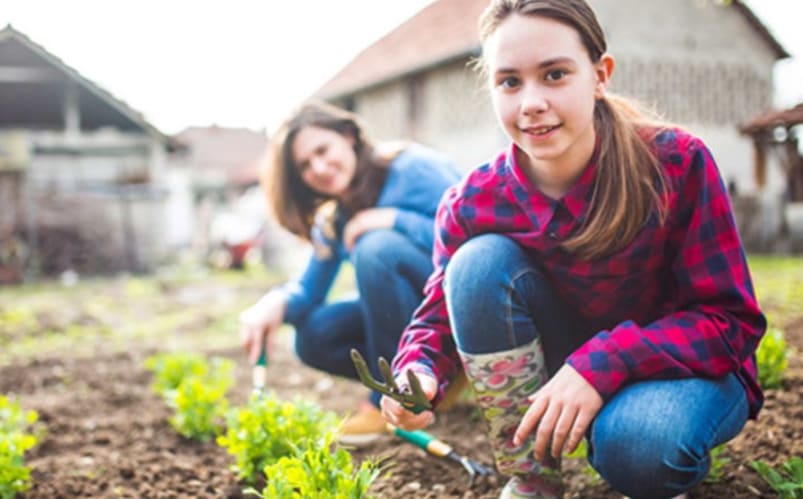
[751,457,803,499]
[0,395,39,498]
[350,349,431,414]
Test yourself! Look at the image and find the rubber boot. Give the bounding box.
[459,338,564,499]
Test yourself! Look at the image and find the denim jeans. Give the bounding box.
[443,234,749,499]
[290,229,433,406]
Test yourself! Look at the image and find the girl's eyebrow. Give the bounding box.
[493,56,576,74]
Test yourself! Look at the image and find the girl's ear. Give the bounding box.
[594,53,615,99]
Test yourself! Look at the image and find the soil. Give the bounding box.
[2,279,801,499]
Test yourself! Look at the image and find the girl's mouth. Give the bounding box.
[522,124,560,136]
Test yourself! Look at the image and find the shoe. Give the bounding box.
[337,400,387,445]
[436,368,469,412]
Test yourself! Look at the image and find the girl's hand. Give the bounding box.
[379,367,438,431]
[238,289,287,364]
[343,208,397,251]
[514,364,603,460]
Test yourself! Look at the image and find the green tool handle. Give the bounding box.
[252,348,268,391]
[389,425,452,458]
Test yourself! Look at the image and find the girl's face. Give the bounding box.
[484,14,612,174]
[291,125,358,198]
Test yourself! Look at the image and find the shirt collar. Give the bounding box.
[505,140,599,224]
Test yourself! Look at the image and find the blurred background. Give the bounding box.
[0,0,801,284]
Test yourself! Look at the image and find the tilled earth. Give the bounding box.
[1,281,800,498]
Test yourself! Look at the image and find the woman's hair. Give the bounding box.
[479,0,669,260]
[262,100,391,241]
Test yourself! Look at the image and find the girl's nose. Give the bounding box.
[310,156,329,175]
[521,85,549,114]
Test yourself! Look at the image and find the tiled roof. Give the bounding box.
[173,126,268,185]
[314,0,789,100]
[741,103,803,134]
[315,0,488,99]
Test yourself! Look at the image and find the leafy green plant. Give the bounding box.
[751,457,803,498]
[704,444,731,484]
[217,393,340,483]
[169,374,231,442]
[248,434,379,499]
[143,352,211,394]
[756,327,789,389]
[0,395,39,498]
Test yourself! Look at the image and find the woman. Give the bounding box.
[380,1,766,498]
[239,100,461,441]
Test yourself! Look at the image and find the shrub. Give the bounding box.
[143,352,211,395]
[217,393,340,483]
[169,375,231,442]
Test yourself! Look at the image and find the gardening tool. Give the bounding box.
[350,349,431,414]
[252,348,268,398]
[387,424,495,487]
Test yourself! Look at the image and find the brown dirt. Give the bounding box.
[2,283,801,499]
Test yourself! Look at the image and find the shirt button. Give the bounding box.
[548,231,558,240]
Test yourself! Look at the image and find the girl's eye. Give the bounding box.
[545,70,566,82]
[498,76,520,89]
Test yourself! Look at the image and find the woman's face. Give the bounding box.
[291,125,358,198]
[484,14,611,174]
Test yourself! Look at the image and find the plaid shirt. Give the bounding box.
[393,128,766,418]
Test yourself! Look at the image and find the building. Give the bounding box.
[0,25,177,279]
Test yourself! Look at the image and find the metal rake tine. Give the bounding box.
[405,369,432,411]
[378,357,401,393]
[350,349,389,394]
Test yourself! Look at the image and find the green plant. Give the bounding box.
[143,352,211,394]
[249,434,379,499]
[756,327,789,389]
[217,393,340,483]
[169,374,231,442]
[751,457,803,498]
[563,439,601,483]
[704,444,731,483]
[0,395,39,499]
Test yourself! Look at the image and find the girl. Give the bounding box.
[380,1,766,498]
[239,101,460,441]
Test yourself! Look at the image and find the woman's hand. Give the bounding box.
[514,364,603,460]
[238,289,287,364]
[343,208,397,251]
[379,367,438,431]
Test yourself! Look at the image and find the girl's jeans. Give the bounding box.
[444,234,749,499]
[289,229,432,406]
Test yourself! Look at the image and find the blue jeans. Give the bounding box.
[290,229,433,406]
[444,234,749,499]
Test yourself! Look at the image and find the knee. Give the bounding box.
[445,234,509,291]
[351,229,406,275]
[589,410,707,498]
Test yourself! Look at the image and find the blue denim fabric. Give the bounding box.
[290,229,432,406]
[443,234,749,498]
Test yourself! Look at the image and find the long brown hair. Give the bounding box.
[262,100,391,241]
[479,0,669,259]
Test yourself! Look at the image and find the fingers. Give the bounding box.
[514,395,547,446]
[550,405,578,458]
[565,409,594,455]
[380,395,434,431]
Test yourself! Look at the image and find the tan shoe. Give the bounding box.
[338,400,387,445]
[436,368,469,412]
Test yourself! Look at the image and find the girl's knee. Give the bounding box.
[445,234,518,290]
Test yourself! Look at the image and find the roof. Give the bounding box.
[0,24,175,147]
[315,0,789,100]
[740,103,803,135]
[173,126,268,186]
[316,0,488,99]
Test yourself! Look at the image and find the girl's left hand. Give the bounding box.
[514,364,603,460]
[343,207,397,250]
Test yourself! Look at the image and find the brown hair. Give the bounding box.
[479,0,668,259]
[262,100,391,241]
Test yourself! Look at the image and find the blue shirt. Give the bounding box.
[283,144,460,323]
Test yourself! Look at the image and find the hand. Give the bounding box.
[343,208,397,251]
[379,367,438,431]
[514,364,603,460]
[238,289,287,364]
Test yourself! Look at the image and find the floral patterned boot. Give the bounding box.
[459,338,564,499]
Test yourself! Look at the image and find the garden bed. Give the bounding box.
[1,266,801,498]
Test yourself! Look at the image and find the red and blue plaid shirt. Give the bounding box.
[393,128,766,418]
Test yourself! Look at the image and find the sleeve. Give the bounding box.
[282,248,342,325]
[391,186,470,405]
[566,138,766,400]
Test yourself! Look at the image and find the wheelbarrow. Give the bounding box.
[350,349,495,486]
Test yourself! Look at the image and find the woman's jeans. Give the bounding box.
[290,229,432,406]
[444,234,749,499]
